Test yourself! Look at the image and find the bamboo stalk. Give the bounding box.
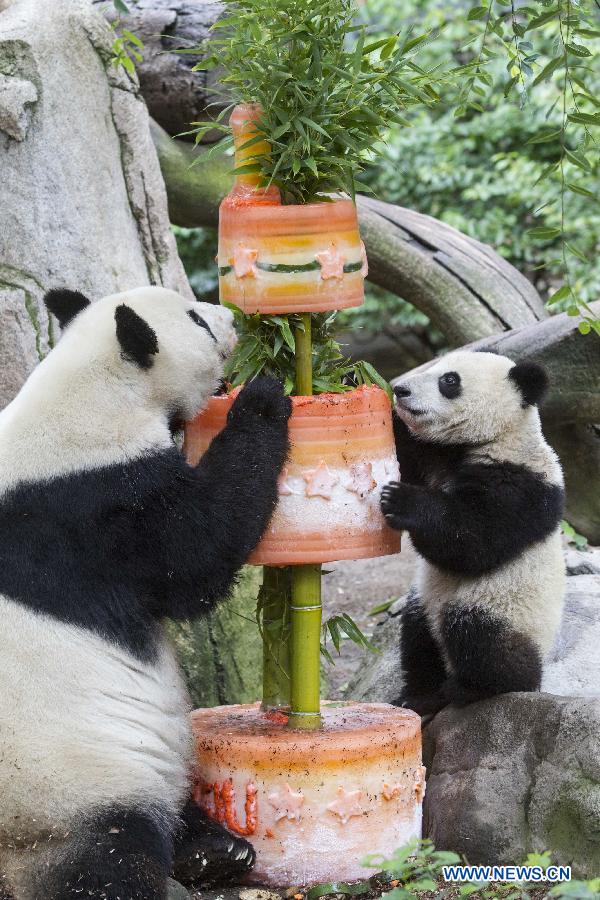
[295,313,313,396]
[288,312,322,730]
[289,564,322,729]
[260,566,291,710]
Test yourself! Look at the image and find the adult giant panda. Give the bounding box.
[380,350,565,716]
[0,286,291,899]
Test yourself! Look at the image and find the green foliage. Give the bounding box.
[223,305,392,398]
[454,0,599,332]
[550,879,600,898]
[561,518,589,549]
[363,839,462,897]
[190,0,461,203]
[173,227,219,299]
[357,840,600,900]
[320,612,379,665]
[110,14,144,76]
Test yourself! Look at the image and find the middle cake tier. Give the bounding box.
[185,385,401,566]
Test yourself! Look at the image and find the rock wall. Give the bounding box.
[0,0,191,408]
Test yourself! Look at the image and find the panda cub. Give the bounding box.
[0,287,291,899]
[380,350,565,715]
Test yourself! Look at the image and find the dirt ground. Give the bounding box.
[321,542,418,698]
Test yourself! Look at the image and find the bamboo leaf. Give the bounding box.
[566,182,597,198]
[566,42,591,58]
[527,226,561,239]
[564,148,592,171]
[547,285,571,304]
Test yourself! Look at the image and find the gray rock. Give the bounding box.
[565,547,600,576]
[167,878,191,900]
[423,693,600,878]
[542,574,600,697]
[344,596,405,704]
[0,72,36,139]
[0,0,191,409]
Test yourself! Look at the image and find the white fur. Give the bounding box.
[398,350,565,664]
[0,286,235,493]
[0,599,192,845]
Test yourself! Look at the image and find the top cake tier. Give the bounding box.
[217,104,367,315]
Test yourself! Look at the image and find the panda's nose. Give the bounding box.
[394,383,411,399]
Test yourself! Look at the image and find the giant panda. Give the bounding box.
[0,286,291,900]
[380,350,565,716]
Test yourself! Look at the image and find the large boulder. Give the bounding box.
[423,694,600,878]
[0,0,191,409]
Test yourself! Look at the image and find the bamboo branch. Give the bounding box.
[288,315,322,730]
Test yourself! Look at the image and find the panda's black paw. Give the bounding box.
[229,376,292,424]
[380,481,409,529]
[173,803,255,889]
[394,692,448,718]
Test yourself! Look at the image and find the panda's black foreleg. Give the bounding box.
[148,377,291,621]
[30,806,172,900]
[441,605,543,705]
[394,591,449,717]
[172,802,254,889]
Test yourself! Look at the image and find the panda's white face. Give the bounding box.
[393,350,533,445]
[50,286,236,422]
[0,286,237,487]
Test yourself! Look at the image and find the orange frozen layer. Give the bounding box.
[219,231,362,259]
[192,702,421,768]
[185,387,396,467]
[219,274,364,314]
[219,198,359,240]
[248,527,401,565]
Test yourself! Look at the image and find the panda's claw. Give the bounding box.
[228,376,292,423]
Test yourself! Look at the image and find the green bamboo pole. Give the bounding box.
[260,566,291,710]
[288,313,322,730]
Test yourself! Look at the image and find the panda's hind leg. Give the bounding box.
[441,605,542,705]
[395,590,449,717]
[172,802,255,889]
[21,805,172,900]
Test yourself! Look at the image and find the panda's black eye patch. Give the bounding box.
[188,309,217,342]
[439,371,461,399]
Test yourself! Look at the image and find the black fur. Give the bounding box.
[115,304,159,369]
[173,802,255,888]
[0,377,290,661]
[395,597,543,715]
[382,418,564,577]
[437,371,461,400]
[508,360,549,407]
[188,309,217,343]
[441,604,543,702]
[395,591,447,716]
[30,806,172,899]
[44,289,91,329]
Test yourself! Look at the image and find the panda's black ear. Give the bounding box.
[508,361,549,407]
[44,288,91,328]
[115,304,159,370]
